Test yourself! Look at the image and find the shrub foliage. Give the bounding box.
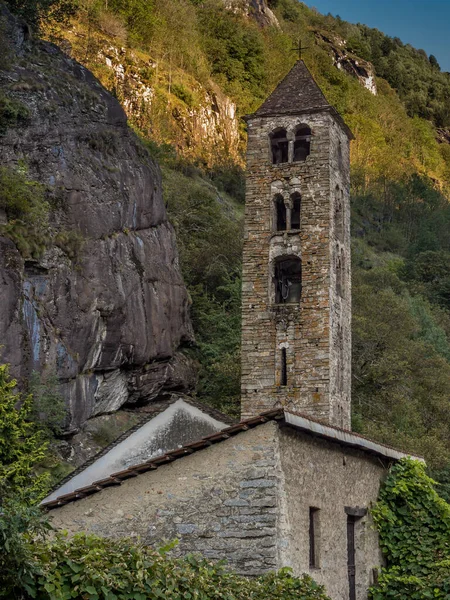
[3,0,77,29]
[24,533,330,600]
[370,458,450,599]
[0,363,49,501]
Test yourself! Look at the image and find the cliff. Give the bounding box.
[0,5,196,430]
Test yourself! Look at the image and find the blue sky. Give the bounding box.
[305,0,450,72]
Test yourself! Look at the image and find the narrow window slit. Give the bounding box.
[309,507,320,568]
[281,348,287,386]
[335,186,344,241]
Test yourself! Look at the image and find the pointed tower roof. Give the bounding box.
[250,60,354,138]
[254,61,329,116]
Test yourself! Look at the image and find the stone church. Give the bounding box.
[44,62,420,600]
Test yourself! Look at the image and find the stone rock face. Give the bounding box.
[0,6,196,429]
[315,31,377,96]
[88,44,241,166]
[223,0,279,28]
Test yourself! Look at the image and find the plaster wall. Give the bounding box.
[277,426,386,600]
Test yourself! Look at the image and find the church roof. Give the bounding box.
[249,60,354,139]
[42,408,423,510]
[42,396,235,505]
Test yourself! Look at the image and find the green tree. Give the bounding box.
[0,366,52,596]
[3,0,77,29]
[29,370,67,438]
[0,364,49,501]
[429,54,440,70]
[0,496,50,598]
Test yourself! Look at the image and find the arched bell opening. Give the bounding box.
[293,125,311,162]
[291,192,301,229]
[274,194,287,231]
[270,128,289,164]
[274,256,302,304]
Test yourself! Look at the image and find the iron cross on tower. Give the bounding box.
[294,39,309,60]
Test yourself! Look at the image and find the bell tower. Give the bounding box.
[241,61,353,428]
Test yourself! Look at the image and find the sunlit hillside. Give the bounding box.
[8,0,450,484]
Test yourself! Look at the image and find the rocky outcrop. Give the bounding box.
[0,5,196,429]
[436,128,450,144]
[223,0,279,28]
[315,31,377,96]
[61,34,242,166]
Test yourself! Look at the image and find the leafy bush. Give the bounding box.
[208,162,245,203]
[350,172,450,468]
[404,250,450,311]
[0,364,50,501]
[97,9,127,40]
[0,92,30,134]
[26,533,330,600]
[171,83,194,107]
[162,166,243,413]
[0,165,50,258]
[0,496,51,598]
[0,165,45,218]
[4,0,77,28]
[0,165,84,259]
[370,458,450,599]
[28,370,67,437]
[197,1,267,107]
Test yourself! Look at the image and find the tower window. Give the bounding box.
[337,140,343,170]
[281,348,287,386]
[336,247,345,298]
[270,128,289,164]
[293,125,311,162]
[274,194,287,231]
[291,192,301,229]
[309,507,320,568]
[274,257,302,304]
[335,186,344,241]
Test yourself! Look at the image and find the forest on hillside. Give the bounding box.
[3,0,450,492]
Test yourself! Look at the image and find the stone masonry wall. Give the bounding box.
[241,110,351,428]
[277,426,386,600]
[49,421,282,576]
[329,119,352,428]
[49,421,390,598]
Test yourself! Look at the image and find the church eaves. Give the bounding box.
[42,409,422,510]
[250,60,354,139]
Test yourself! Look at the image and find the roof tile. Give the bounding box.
[253,61,329,117]
[42,408,419,511]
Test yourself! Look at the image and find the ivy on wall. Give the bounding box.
[370,458,450,599]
